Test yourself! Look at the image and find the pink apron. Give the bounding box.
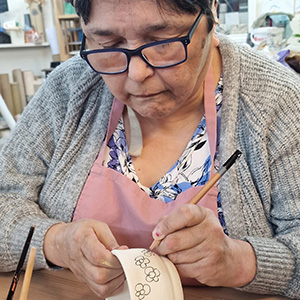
[73,64,218,250]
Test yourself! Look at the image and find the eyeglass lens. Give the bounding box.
[88,52,128,74]
[86,40,186,74]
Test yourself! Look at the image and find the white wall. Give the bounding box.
[0,45,52,81]
[0,0,56,79]
[4,0,55,31]
[255,0,299,17]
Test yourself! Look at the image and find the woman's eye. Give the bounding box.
[100,41,123,49]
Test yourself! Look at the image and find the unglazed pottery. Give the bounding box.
[106,248,183,300]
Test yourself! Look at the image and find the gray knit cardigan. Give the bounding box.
[1,35,300,298]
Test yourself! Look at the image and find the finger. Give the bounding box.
[117,245,130,250]
[72,269,125,298]
[108,277,127,297]
[175,261,206,282]
[152,204,210,241]
[160,211,223,255]
[80,245,124,285]
[89,272,126,299]
[83,270,126,298]
[79,223,123,269]
[71,250,124,286]
[93,222,121,250]
[167,241,208,264]
[157,225,205,255]
[83,261,125,286]
[175,260,220,286]
[82,235,122,269]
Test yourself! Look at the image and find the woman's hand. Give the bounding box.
[43,219,127,298]
[151,204,257,287]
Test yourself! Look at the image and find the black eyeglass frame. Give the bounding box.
[80,11,204,75]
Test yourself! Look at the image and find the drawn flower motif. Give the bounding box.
[142,250,155,257]
[135,256,150,269]
[144,266,161,282]
[135,283,151,300]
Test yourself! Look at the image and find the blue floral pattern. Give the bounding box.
[103,76,227,234]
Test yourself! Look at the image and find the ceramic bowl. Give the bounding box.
[106,248,183,300]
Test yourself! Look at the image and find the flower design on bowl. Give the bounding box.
[144,266,161,282]
[135,255,150,269]
[135,283,151,300]
[141,250,155,257]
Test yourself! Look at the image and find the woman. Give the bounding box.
[0,0,300,298]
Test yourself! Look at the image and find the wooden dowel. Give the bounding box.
[19,247,36,300]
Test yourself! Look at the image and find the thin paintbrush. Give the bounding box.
[149,150,242,251]
[6,226,35,300]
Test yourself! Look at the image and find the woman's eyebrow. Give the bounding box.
[87,22,173,37]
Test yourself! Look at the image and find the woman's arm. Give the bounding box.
[0,78,66,271]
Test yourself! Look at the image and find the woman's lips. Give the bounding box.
[131,92,162,98]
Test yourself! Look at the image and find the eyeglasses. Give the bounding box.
[80,11,204,75]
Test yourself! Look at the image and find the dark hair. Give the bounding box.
[72,0,216,32]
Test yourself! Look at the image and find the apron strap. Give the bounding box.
[99,98,124,160]
[106,98,124,142]
[102,63,218,177]
[204,63,217,176]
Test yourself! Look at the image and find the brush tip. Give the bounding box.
[148,239,160,251]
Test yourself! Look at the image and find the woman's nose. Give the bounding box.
[127,55,154,82]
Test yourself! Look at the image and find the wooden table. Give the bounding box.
[0,269,289,300]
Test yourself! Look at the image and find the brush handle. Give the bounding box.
[189,173,221,205]
[19,247,36,300]
[148,150,242,251]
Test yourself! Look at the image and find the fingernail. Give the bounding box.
[153,229,161,238]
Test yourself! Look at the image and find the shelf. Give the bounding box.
[53,0,82,61]
[58,14,79,20]
[0,124,8,130]
[69,41,81,45]
[69,50,79,55]
[0,42,50,49]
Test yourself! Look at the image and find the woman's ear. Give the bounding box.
[213,32,220,47]
[213,0,219,10]
[211,0,220,25]
[210,0,220,47]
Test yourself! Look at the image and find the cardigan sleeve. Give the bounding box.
[0,77,65,271]
[241,131,300,298]
[216,36,300,298]
[234,58,300,298]
[0,55,111,272]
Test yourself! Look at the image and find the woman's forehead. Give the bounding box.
[85,0,194,35]
[88,0,191,20]
[90,0,168,10]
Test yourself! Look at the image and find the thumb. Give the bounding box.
[94,222,120,251]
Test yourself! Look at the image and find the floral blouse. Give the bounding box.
[103,76,227,234]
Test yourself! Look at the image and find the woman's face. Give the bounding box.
[82,0,217,120]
